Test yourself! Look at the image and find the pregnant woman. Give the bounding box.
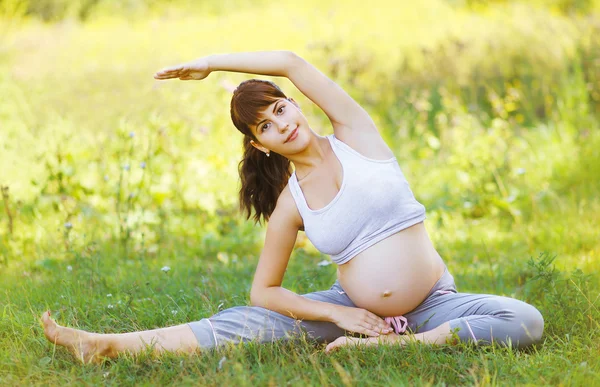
[42,51,544,363]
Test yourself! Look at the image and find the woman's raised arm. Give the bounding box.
[154,51,292,80]
[154,51,379,138]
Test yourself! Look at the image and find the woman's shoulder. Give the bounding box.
[272,184,304,230]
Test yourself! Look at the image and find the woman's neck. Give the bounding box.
[289,133,330,180]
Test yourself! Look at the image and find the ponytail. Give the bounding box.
[230,78,292,223]
[238,135,291,223]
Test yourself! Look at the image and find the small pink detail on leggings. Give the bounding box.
[436,290,453,295]
[385,315,408,334]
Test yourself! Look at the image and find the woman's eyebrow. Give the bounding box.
[255,101,281,130]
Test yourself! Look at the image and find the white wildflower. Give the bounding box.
[161,266,171,273]
[317,260,332,267]
[218,356,227,370]
[66,265,73,272]
[106,293,112,297]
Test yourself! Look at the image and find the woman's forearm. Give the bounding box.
[251,286,338,322]
[206,51,299,77]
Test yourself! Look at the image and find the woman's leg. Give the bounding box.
[407,293,545,347]
[326,294,545,352]
[326,269,545,352]
[188,281,355,348]
[42,311,199,363]
[401,269,545,349]
[42,281,355,363]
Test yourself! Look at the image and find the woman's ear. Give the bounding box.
[250,140,269,155]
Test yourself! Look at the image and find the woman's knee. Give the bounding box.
[520,303,544,344]
[502,298,544,346]
[488,296,544,347]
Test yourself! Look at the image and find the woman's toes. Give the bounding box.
[41,311,58,342]
[325,342,336,354]
[325,336,349,354]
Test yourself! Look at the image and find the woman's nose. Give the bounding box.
[276,120,289,132]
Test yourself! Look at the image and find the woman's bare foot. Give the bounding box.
[41,311,109,364]
[325,322,454,353]
[325,334,401,354]
[325,336,359,353]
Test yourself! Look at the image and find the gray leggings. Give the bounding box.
[188,267,544,349]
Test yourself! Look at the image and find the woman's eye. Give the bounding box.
[261,123,270,131]
[277,106,285,114]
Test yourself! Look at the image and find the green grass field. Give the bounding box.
[1,0,599,385]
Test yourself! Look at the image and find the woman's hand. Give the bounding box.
[154,58,211,81]
[329,305,393,337]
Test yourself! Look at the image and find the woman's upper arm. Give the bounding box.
[250,187,302,300]
[285,52,392,156]
[285,52,377,135]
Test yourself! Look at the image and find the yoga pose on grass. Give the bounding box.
[42,51,544,363]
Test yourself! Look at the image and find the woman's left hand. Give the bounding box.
[154,58,211,81]
[328,305,393,337]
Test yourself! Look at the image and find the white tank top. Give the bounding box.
[288,134,426,265]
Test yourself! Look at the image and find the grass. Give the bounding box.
[1,0,600,385]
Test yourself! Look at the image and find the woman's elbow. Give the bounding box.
[283,51,304,73]
[249,287,265,307]
[282,50,299,61]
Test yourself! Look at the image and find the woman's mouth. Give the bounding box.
[284,127,298,143]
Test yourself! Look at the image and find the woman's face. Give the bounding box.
[250,98,309,157]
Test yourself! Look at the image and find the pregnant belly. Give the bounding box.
[337,222,445,317]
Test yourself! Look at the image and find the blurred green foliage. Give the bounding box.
[1,0,600,21]
[0,0,598,269]
[0,0,267,21]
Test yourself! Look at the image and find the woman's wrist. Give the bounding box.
[325,304,342,323]
[205,54,219,72]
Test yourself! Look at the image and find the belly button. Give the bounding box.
[382,290,392,298]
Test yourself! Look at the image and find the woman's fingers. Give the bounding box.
[158,65,184,74]
[154,66,187,79]
[355,311,388,335]
[154,72,179,80]
[358,323,383,337]
[331,307,395,336]
[366,314,392,333]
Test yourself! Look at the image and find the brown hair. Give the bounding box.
[230,79,292,223]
